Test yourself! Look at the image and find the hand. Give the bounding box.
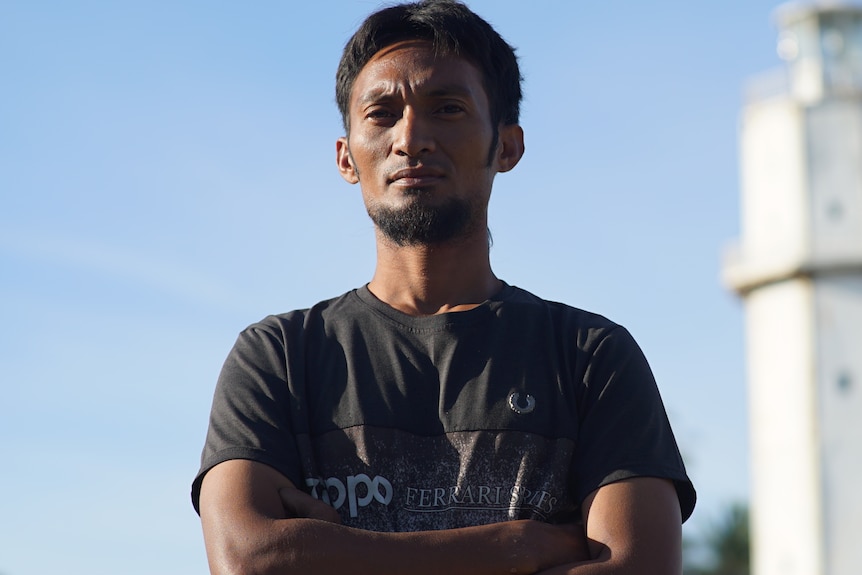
[278,486,343,524]
[498,520,591,573]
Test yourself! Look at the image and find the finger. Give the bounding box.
[278,487,342,524]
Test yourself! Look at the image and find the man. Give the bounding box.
[192,1,696,573]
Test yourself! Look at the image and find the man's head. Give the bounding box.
[335,1,525,248]
[335,0,522,135]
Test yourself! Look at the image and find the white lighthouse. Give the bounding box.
[723,3,862,575]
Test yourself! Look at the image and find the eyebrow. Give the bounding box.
[355,83,477,107]
[425,84,475,99]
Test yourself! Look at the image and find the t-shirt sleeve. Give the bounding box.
[190,322,303,514]
[571,326,696,522]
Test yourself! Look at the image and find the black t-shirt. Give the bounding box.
[192,284,695,529]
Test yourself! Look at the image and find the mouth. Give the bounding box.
[388,166,445,187]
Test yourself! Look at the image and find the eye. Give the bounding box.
[366,108,394,119]
[437,103,465,115]
[364,107,399,127]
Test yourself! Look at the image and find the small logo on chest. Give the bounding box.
[508,392,536,414]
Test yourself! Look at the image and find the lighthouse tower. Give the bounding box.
[723,3,862,575]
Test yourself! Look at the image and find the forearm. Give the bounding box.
[199,460,587,575]
[206,516,582,575]
[533,554,681,575]
[530,478,684,575]
[531,535,681,575]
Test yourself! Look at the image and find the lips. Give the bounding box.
[388,166,445,186]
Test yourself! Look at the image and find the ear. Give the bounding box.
[336,136,360,184]
[494,124,525,173]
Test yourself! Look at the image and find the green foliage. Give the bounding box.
[685,503,750,575]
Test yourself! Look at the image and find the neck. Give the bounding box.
[368,229,501,316]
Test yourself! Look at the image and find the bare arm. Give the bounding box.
[199,459,590,575]
[534,477,683,575]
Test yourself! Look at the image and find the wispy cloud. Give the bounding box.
[0,226,238,310]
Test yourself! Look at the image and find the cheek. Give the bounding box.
[350,131,388,157]
[452,128,494,166]
[350,134,389,170]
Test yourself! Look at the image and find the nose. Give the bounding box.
[392,108,435,158]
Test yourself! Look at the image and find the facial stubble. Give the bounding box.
[367,191,475,247]
[349,138,496,247]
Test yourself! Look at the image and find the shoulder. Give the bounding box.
[238,288,368,340]
[500,284,615,324]
[498,284,628,347]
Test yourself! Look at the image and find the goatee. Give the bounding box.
[368,196,473,246]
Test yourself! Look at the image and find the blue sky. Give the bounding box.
[1,0,800,573]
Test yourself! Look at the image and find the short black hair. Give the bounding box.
[335,0,522,133]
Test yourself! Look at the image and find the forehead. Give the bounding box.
[350,40,488,106]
